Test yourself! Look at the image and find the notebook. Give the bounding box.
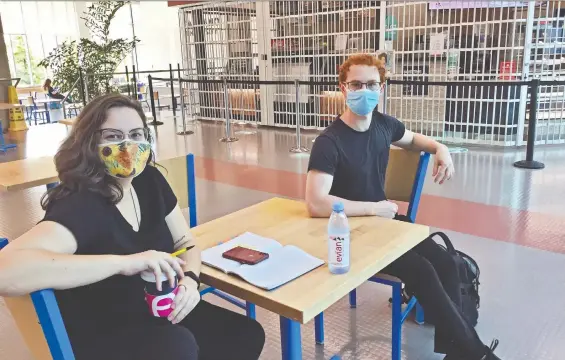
[201,232,325,290]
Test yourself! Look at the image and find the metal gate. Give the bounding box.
[178,0,565,147]
[267,1,383,129]
[384,0,565,146]
[178,1,262,125]
[528,1,565,145]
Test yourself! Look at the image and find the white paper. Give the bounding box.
[429,33,445,56]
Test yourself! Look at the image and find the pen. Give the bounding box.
[171,245,195,257]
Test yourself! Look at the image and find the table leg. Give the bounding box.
[279,316,301,360]
[46,182,58,190]
[245,302,256,320]
[44,104,50,123]
[315,313,324,344]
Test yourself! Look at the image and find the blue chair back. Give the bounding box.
[186,154,197,228]
[384,149,430,223]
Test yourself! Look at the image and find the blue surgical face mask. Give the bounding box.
[345,88,380,116]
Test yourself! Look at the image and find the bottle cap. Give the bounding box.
[332,202,344,212]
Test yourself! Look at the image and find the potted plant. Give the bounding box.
[39,1,139,103]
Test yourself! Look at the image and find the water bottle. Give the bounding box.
[328,202,350,274]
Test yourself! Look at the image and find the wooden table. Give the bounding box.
[193,197,429,360]
[58,117,76,126]
[57,112,154,126]
[0,157,58,192]
[0,154,191,210]
[0,103,24,110]
[33,99,61,123]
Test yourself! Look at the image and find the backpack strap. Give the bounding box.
[429,232,457,253]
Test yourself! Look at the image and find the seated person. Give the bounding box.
[305,54,501,360]
[43,78,71,102]
[0,94,264,360]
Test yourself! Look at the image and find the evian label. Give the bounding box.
[329,234,350,267]
[144,286,179,317]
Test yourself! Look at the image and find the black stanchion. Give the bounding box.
[79,67,86,106]
[125,66,131,99]
[105,71,110,94]
[176,64,193,135]
[514,78,545,170]
[147,75,163,126]
[132,65,137,100]
[219,77,238,143]
[169,64,176,117]
[290,79,309,153]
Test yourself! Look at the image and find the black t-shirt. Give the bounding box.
[42,165,178,344]
[308,111,405,203]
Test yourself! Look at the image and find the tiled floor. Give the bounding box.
[1,113,565,359]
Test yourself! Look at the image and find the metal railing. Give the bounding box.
[60,75,84,119]
[147,75,565,170]
[0,77,21,87]
[78,64,190,104]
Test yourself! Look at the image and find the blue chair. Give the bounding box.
[0,153,231,360]
[0,237,75,359]
[0,121,17,153]
[315,149,430,360]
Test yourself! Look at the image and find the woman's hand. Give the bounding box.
[119,250,185,290]
[168,277,201,324]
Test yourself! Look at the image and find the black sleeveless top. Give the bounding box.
[43,165,178,345]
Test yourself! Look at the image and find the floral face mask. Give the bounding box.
[98,140,151,178]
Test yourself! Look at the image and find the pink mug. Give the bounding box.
[141,272,179,318]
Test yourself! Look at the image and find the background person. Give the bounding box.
[305,54,501,360]
[0,94,264,360]
[43,78,71,102]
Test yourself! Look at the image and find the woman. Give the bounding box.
[43,79,70,102]
[0,94,265,360]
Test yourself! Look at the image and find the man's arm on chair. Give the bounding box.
[393,130,454,184]
[305,170,397,218]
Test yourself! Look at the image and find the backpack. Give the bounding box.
[431,232,481,327]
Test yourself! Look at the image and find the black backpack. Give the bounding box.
[431,232,481,327]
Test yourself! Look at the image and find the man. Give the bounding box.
[305,54,501,360]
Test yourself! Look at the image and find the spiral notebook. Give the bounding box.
[201,232,324,290]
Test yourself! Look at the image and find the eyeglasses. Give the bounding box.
[98,128,149,144]
[345,81,381,92]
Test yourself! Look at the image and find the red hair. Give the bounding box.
[338,54,386,85]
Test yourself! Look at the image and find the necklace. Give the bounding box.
[130,188,140,228]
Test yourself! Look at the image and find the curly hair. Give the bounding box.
[338,53,387,85]
[41,94,154,210]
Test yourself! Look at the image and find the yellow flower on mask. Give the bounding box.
[98,141,151,178]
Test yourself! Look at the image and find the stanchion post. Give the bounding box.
[514,78,545,169]
[132,65,137,100]
[125,66,131,99]
[176,64,192,135]
[105,72,110,94]
[78,67,86,106]
[383,79,388,115]
[84,74,89,103]
[219,77,238,143]
[169,64,176,117]
[181,63,195,124]
[147,75,163,126]
[290,79,309,153]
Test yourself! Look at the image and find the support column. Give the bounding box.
[73,1,91,39]
[0,15,12,132]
